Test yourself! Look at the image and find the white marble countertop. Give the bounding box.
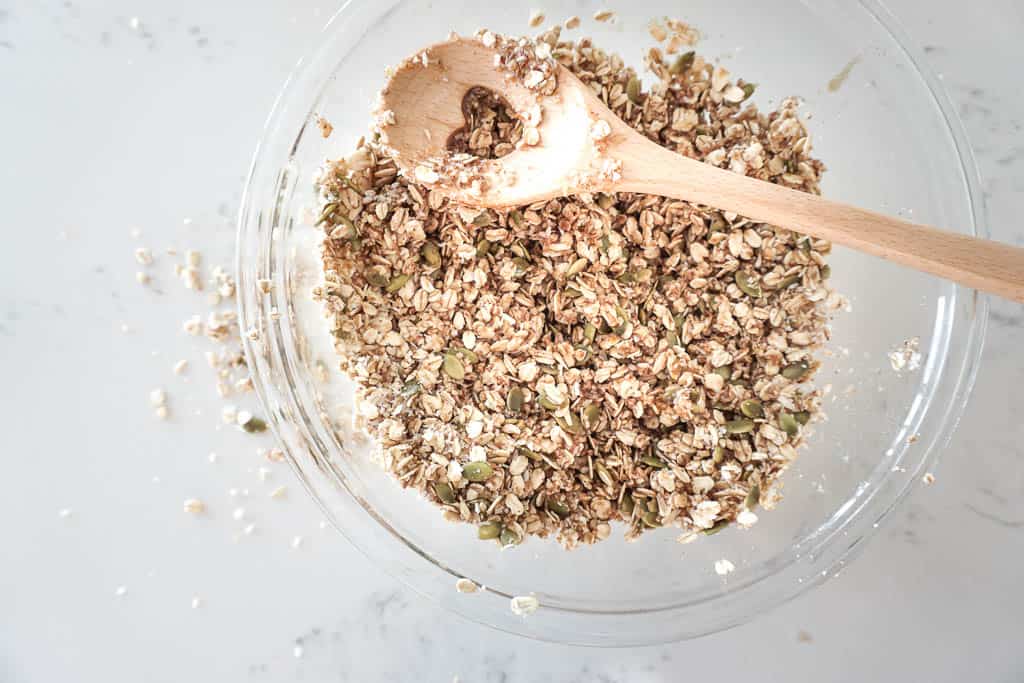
[3,1,1023,681]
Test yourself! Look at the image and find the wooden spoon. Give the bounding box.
[377,36,1024,303]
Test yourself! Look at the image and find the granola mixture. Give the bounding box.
[312,26,841,548]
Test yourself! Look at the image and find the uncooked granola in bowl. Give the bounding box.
[238,0,985,645]
[312,26,843,549]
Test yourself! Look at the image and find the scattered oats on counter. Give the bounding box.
[714,558,736,576]
[510,594,540,616]
[314,26,839,548]
[564,15,580,30]
[921,472,935,486]
[593,9,615,23]
[183,498,206,514]
[528,10,545,28]
[455,577,479,593]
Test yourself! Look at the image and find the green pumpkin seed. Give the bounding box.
[820,264,832,279]
[626,76,642,104]
[506,387,524,413]
[739,399,764,418]
[386,273,410,293]
[712,445,725,464]
[702,520,729,535]
[582,403,602,430]
[640,454,667,469]
[744,483,761,510]
[713,365,733,381]
[594,460,613,487]
[621,494,636,516]
[400,380,421,397]
[477,522,501,540]
[642,508,661,527]
[596,193,615,211]
[583,322,597,344]
[472,212,493,227]
[740,82,757,101]
[669,50,695,75]
[779,412,800,437]
[563,287,582,299]
[724,418,755,434]
[499,527,521,547]
[442,353,465,381]
[512,257,531,277]
[475,238,491,258]
[518,445,542,462]
[366,268,389,288]
[781,362,810,381]
[316,202,338,225]
[434,482,456,504]
[775,273,801,290]
[567,257,589,278]
[734,271,762,298]
[462,461,493,482]
[421,242,441,267]
[556,412,583,435]
[546,499,570,519]
[241,417,268,434]
[538,394,560,411]
[794,411,811,425]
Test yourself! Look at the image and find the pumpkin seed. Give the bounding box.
[626,76,642,104]
[510,240,529,259]
[739,399,764,418]
[433,482,456,504]
[512,257,531,276]
[509,210,524,229]
[779,412,800,437]
[641,508,661,527]
[241,416,268,434]
[702,520,729,535]
[640,454,667,469]
[538,395,559,411]
[669,50,695,75]
[567,257,589,278]
[366,268,389,288]
[582,402,602,430]
[316,202,338,225]
[594,460,613,487]
[740,82,757,101]
[744,483,761,510]
[724,418,755,434]
[506,387,525,413]
[385,273,410,293]
[421,242,441,267]
[794,411,811,425]
[820,264,832,279]
[781,362,810,381]
[713,365,733,381]
[775,273,801,290]
[556,412,583,435]
[621,494,636,516]
[546,499,570,519]
[472,212,493,227]
[462,461,493,482]
[475,238,491,258]
[442,353,465,381]
[477,522,501,540]
[734,271,762,297]
[712,445,725,464]
[499,527,521,547]
[596,193,615,210]
[400,380,421,397]
[583,322,597,344]
[518,445,542,462]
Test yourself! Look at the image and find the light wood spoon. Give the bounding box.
[376,36,1024,303]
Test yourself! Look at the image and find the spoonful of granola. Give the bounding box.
[376,32,1024,303]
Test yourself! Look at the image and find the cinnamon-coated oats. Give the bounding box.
[313,27,840,548]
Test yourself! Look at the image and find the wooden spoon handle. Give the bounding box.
[616,140,1024,303]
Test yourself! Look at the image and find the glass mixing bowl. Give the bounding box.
[237,0,987,645]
